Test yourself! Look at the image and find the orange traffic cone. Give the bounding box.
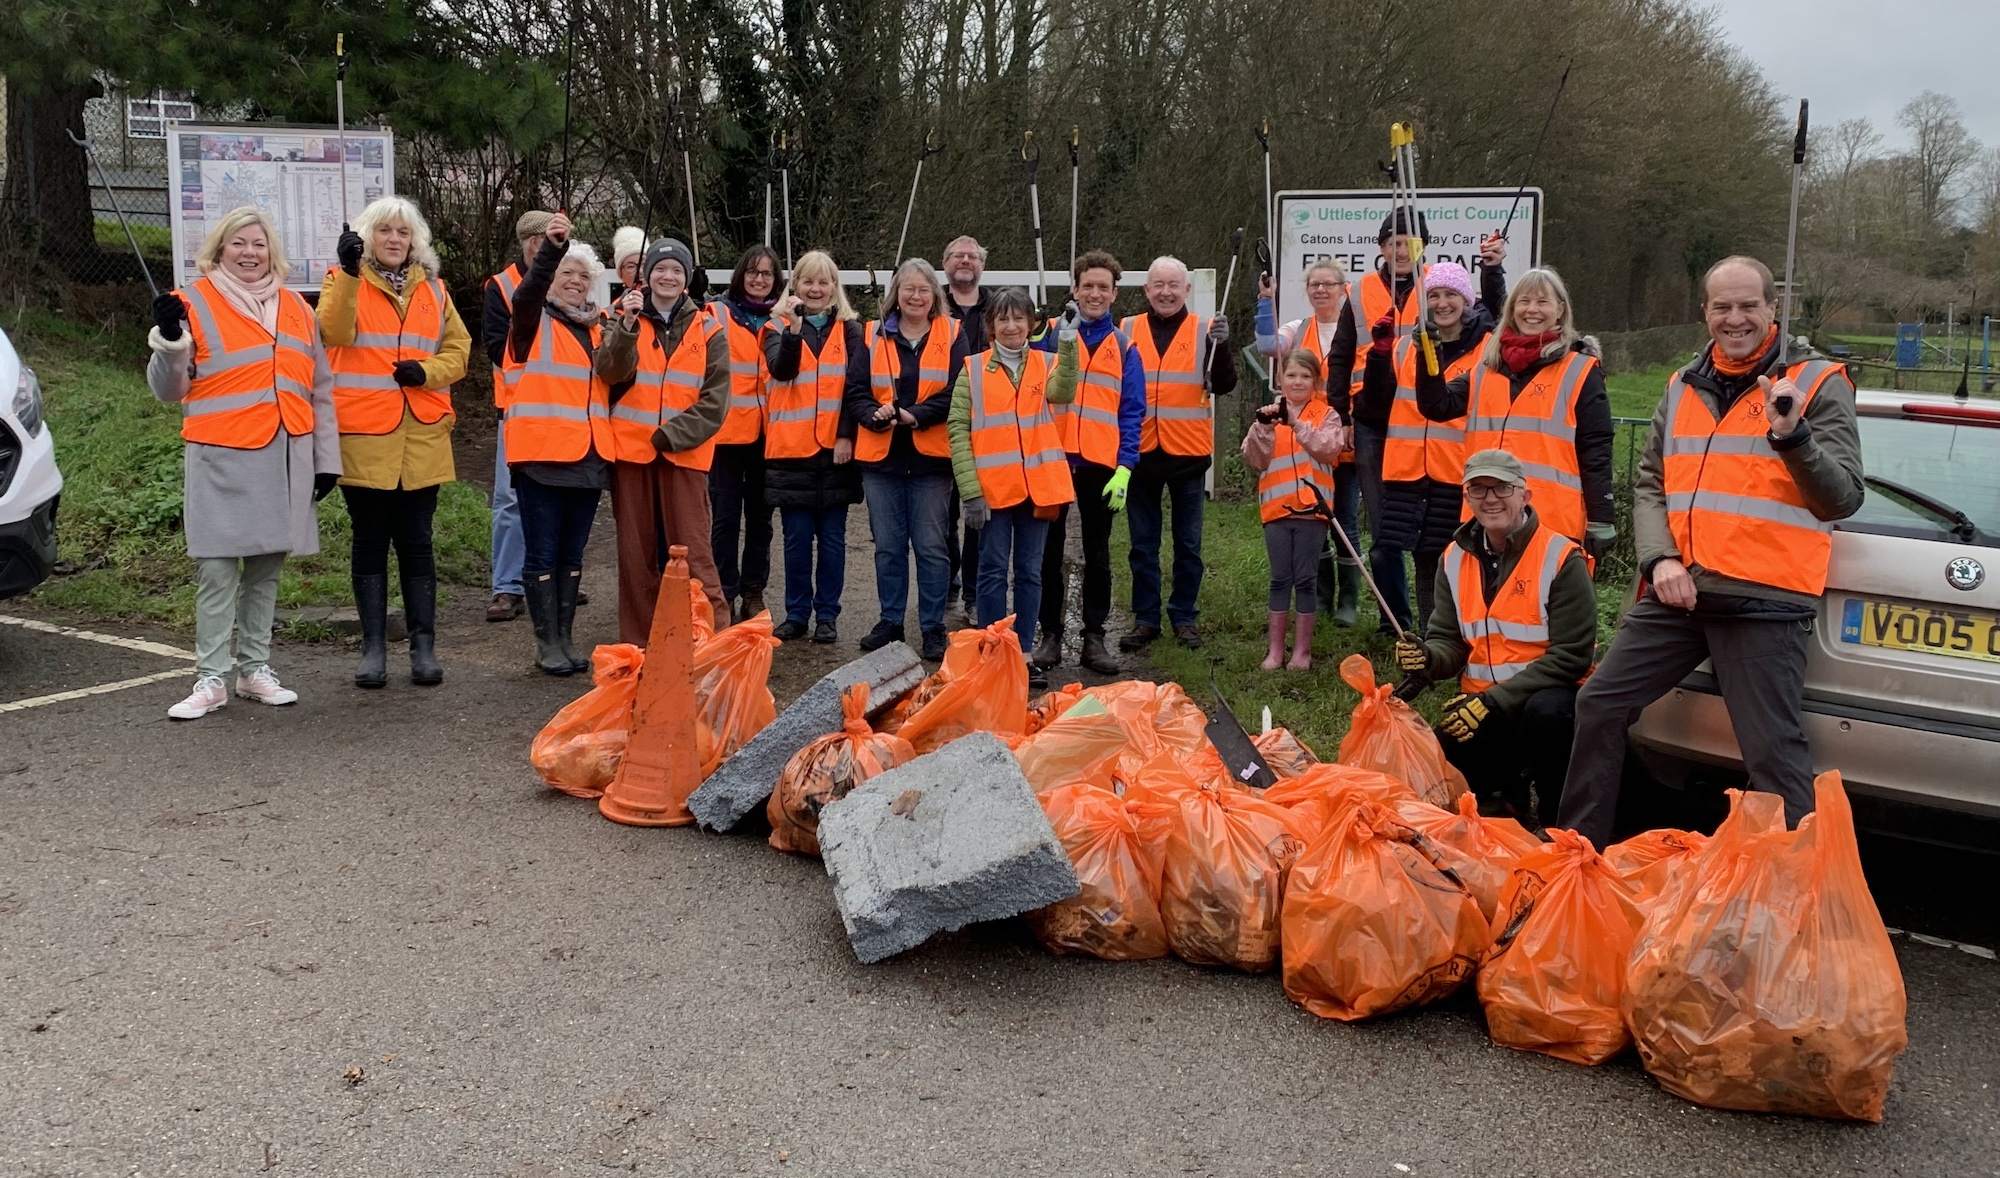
[600,544,700,826]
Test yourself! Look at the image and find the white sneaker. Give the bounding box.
[234,664,299,706]
[168,675,229,720]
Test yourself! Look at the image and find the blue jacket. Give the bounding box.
[1035,313,1144,470]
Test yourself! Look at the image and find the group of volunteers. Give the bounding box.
[145,192,1863,847]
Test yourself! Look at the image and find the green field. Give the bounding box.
[93,219,174,258]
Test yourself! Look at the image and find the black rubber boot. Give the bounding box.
[403,574,443,686]
[352,573,389,689]
[524,572,573,676]
[1331,558,1361,628]
[555,567,590,673]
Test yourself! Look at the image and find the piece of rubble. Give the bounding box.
[817,733,1080,963]
[688,642,925,831]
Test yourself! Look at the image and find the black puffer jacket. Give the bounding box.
[1358,309,1495,554]
[761,316,865,510]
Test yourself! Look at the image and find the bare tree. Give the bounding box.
[1898,91,1979,231]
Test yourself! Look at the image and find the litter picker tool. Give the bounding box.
[1496,59,1570,249]
[763,130,775,248]
[1022,131,1046,306]
[1205,667,1276,790]
[1775,99,1809,416]
[1254,237,1276,391]
[1391,122,1438,377]
[68,127,159,299]
[1067,126,1080,271]
[779,128,794,270]
[892,128,944,268]
[640,90,674,241]
[676,86,701,267]
[1219,226,1246,312]
[557,6,579,211]
[1256,118,1273,275]
[1303,479,1430,699]
[334,34,351,229]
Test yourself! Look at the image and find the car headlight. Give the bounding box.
[13,364,43,437]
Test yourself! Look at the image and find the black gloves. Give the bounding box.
[313,473,340,502]
[391,360,428,387]
[337,229,365,277]
[153,293,186,341]
[1369,314,1396,355]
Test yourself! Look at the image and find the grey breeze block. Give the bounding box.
[687,640,927,832]
[817,732,1081,964]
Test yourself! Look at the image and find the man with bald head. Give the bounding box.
[1556,254,1863,847]
[1118,256,1236,650]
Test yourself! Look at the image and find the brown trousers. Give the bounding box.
[611,460,726,646]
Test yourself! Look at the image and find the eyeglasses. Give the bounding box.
[1306,281,1346,291]
[1464,483,1521,501]
[745,269,776,279]
[944,251,981,261]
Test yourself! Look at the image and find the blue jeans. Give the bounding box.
[864,470,952,632]
[514,474,600,573]
[779,505,848,625]
[490,419,525,595]
[1126,462,1206,630]
[975,502,1050,649]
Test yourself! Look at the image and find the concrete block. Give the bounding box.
[687,641,926,832]
[817,733,1080,964]
[281,605,406,642]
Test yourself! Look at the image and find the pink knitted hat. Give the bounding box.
[1428,261,1476,303]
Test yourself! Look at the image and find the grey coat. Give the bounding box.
[147,320,343,559]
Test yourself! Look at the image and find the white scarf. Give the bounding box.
[205,265,284,335]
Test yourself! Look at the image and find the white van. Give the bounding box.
[0,326,62,599]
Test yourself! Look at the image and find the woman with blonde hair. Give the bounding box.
[1414,266,1615,556]
[761,249,865,643]
[147,206,342,719]
[848,257,968,659]
[319,195,472,688]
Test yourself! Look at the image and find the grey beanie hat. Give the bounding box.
[641,238,695,285]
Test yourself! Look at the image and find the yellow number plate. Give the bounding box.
[1841,598,2000,663]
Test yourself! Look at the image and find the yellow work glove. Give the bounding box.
[1103,465,1132,514]
[1394,635,1428,675]
[1438,693,1490,744]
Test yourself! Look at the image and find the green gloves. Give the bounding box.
[1103,466,1132,513]
[1438,693,1490,744]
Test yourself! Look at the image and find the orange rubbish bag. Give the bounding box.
[1263,762,1416,846]
[1623,774,1908,1122]
[1394,793,1545,921]
[767,684,915,856]
[689,578,717,645]
[1026,683,1086,734]
[1029,782,1170,960]
[1135,759,1310,973]
[1253,727,1319,779]
[1336,654,1469,808]
[1603,828,1709,907]
[1013,705,1130,794]
[1478,828,1646,1065]
[895,618,1029,753]
[693,613,780,779]
[1281,795,1489,1021]
[530,643,646,798]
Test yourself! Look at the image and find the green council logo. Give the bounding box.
[1289,206,1313,229]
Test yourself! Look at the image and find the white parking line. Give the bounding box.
[0,614,197,661]
[0,667,194,714]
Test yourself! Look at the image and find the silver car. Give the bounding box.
[1627,387,2000,842]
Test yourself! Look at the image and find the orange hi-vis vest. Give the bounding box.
[710,304,768,446]
[1049,325,1128,469]
[175,276,318,449]
[1257,399,1337,523]
[1662,356,1845,596]
[764,322,848,460]
[486,263,524,405]
[1283,314,1349,465]
[857,316,959,462]
[609,307,720,469]
[967,349,1075,510]
[1443,520,1583,694]
[1463,350,1598,542]
[500,311,614,463]
[1350,265,1427,397]
[1121,313,1213,456]
[327,274,455,435]
[1383,332,1478,485]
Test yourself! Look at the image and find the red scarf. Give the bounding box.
[1500,329,1561,374]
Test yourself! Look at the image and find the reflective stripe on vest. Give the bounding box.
[711,304,768,446]
[1442,522,1581,693]
[1349,267,1426,396]
[1257,399,1336,523]
[1462,349,1597,542]
[177,277,318,449]
[1383,333,1477,484]
[328,274,454,435]
[487,263,524,407]
[1661,357,1842,595]
[764,323,847,460]
[1122,314,1213,456]
[968,350,1076,510]
[1049,327,1128,468]
[857,316,959,462]
[500,312,614,464]
[609,309,719,469]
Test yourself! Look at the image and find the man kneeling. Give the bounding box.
[1394,449,1596,826]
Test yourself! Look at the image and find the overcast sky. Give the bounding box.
[1709,0,2000,149]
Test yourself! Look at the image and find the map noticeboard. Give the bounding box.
[166,122,395,293]
[1271,187,1542,329]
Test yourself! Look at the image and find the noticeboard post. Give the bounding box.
[1271,187,1542,329]
[166,121,396,293]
